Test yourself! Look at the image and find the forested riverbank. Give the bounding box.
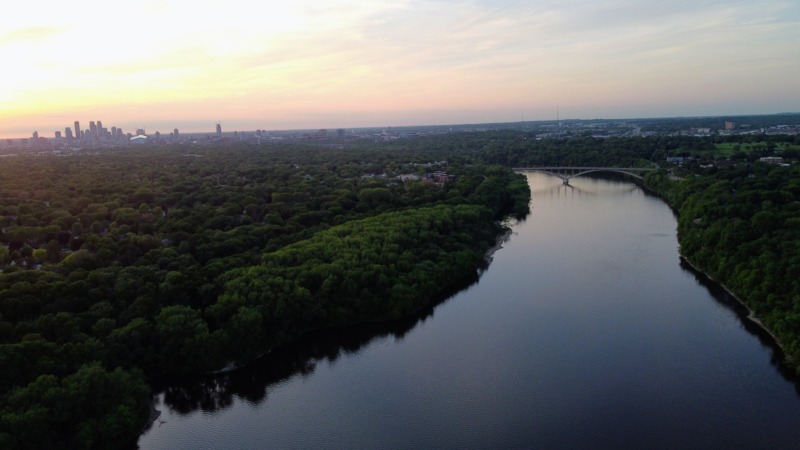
[2,130,798,448]
[643,164,800,370]
[0,144,529,448]
[141,168,800,450]
[437,130,800,371]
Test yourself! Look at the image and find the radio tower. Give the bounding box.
[557,105,561,129]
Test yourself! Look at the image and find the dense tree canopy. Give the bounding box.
[1,130,797,448]
[0,143,529,448]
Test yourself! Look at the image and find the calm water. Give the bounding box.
[139,173,800,449]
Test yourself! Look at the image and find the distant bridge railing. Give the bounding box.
[514,166,656,184]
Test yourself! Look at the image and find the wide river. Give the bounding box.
[139,172,800,449]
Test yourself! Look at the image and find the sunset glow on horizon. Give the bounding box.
[2,0,799,138]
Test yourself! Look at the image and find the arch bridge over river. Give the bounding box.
[515,166,656,184]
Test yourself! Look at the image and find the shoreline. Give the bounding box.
[642,178,795,370]
[678,252,791,363]
[141,396,161,435]
[643,178,793,368]
[141,225,516,433]
[484,228,512,264]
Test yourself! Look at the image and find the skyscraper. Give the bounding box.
[74,121,80,141]
[65,127,73,140]
[89,121,97,140]
[216,123,222,137]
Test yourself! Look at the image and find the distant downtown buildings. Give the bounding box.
[2,121,350,149]
[8,121,225,148]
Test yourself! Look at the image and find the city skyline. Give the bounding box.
[2,0,799,139]
[5,116,209,144]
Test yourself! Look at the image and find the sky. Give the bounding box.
[1,0,799,138]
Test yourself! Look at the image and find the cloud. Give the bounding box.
[0,27,62,45]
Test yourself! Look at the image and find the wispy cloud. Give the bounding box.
[0,27,62,45]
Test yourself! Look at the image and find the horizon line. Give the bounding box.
[2,111,799,141]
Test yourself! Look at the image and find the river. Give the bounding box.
[139,172,800,449]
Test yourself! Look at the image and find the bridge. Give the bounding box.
[514,166,656,185]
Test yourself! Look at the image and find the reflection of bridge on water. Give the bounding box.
[515,166,656,185]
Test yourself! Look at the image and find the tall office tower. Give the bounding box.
[216,123,222,137]
[97,120,103,131]
[111,127,117,139]
[136,128,145,136]
[55,131,62,139]
[89,121,97,139]
[74,121,80,141]
[32,131,39,141]
[65,127,73,140]
[174,128,179,138]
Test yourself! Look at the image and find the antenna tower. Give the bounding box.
[557,105,560,128]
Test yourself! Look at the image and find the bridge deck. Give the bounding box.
[514,167,655,171]
[513,166,656,184]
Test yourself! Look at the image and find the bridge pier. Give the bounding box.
[563,179,570,185]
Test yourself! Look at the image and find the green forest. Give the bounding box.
[2,130,799,448]
[0,144,529,449]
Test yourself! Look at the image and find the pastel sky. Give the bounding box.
[1,0,799,138]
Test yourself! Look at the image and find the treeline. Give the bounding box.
[388,131,724,167]
[0,144,529,448]
[213,204,500,365]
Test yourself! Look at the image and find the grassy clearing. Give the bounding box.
[713,142,800,157]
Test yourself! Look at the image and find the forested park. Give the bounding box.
[1,131,799,448]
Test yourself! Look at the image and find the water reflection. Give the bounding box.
[525,173,640,199]
[149,271,482,418]
[679,258,800,390]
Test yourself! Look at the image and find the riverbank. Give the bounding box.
[642,177,795,371]
[678,252,792,365]
[484,228,512,264]
[142,223,517,432]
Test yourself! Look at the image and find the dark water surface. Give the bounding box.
[139,173,800,449]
